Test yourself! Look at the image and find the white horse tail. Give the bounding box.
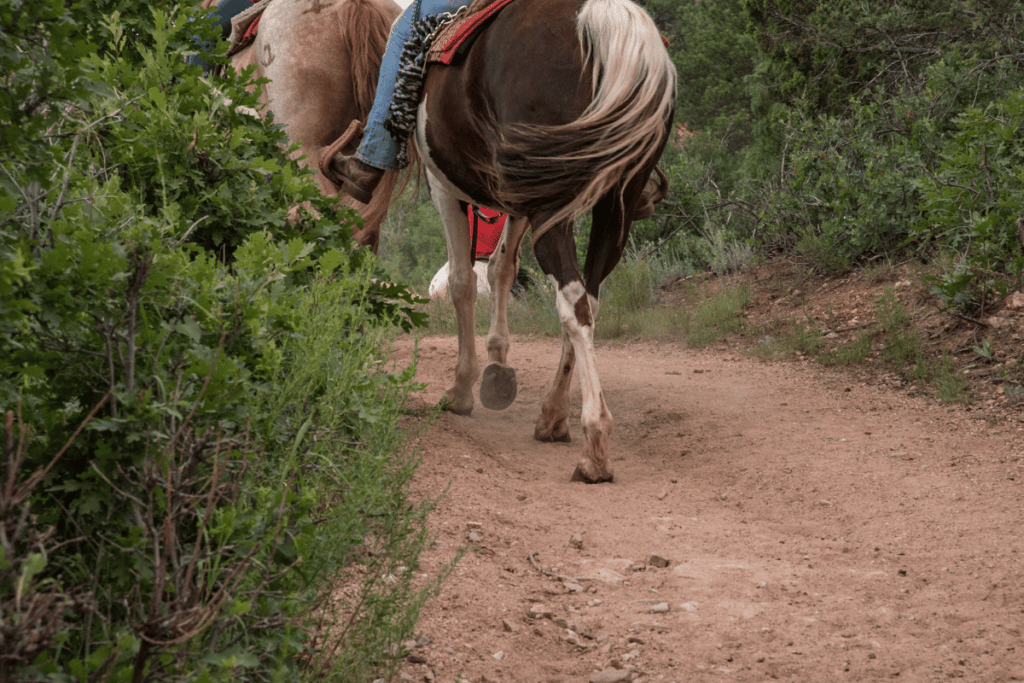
[488,0,676,242]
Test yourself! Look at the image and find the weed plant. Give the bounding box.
[682,284,752,347]
[705,227,758,275]
[753,320,822,359]
[819,331,873,366]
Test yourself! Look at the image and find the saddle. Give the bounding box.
[426,0,518,65]
[226,0,271,56]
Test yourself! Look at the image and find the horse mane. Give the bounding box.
[337,0,394,121]
[480,0,676,243]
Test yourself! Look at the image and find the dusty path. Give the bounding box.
[389,334,1024,683]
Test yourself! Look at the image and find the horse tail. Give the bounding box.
[487,0,676,243]
[337,0,394,121]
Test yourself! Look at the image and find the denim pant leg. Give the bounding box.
[187,0,254,71]
[356,0,469,170]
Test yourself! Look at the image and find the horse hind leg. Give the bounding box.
[534,334,575,444]
[479,215,529,411]
[532,215,613,483]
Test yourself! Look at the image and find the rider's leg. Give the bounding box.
[186,0,254,72]
[336,0,468,202]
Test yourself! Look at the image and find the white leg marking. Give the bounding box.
[553,281,613,481]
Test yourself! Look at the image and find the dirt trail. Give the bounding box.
[388,333,1024,683]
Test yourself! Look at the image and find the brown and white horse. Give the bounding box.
[206,0,402,251]
[416,0,676,482]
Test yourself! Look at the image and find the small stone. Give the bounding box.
[590,668,633,683]
[868,652,876,659]
[492,650,504,660]
[517,493,528,501]
[649,554,670,569]
[416,634,431,647]
[401,639,418,653]
[1006,291,1024,309]
[529,604,552,619]
[502,619,520,632]
[656,491,668,501]
[627,636,646,645]
[406,654,427,664]
[649,602,670,613]
[468,531,482,543]
[565,582,585,593]
[570,534,584,549]
[467,521,482,529]
[629,622,670,633]
[562,629,583,646]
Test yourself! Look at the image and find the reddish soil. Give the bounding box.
[387,267,1024,683]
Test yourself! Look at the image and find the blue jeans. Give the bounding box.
[187,0,254,72]
[356,0,468,170]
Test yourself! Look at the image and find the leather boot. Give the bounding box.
[330,156,385,204]
[634,178,659,220]
[634,166,668,220]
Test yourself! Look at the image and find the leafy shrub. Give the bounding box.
[1,2,433,681]
[916,88,1024,310]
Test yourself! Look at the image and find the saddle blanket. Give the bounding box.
[470,205,507,259]
[226,0,270,56]
[426,0,669,64]
[426,0,517,65]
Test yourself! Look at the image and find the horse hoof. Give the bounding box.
[570,465,614,484]
[439,395,473,417]
[479,363,517,410]
[534,417,571,442]
[534,427,571,443]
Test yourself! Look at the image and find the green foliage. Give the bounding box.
[743,0,991,117]
[820,331,873,366]
[736,1,1024,278]
[679,284,751,347]
[753,318,821,359]
[377,189,448,292]
[972,338,994,362]
[916,88,1024,308]
[1,1,432,681]
[663,0,757,141]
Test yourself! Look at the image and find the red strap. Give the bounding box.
[242,12,261,41]
[434,0,518,65]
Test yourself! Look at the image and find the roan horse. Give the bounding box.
[414,0,676,482]
[202,0,402,252]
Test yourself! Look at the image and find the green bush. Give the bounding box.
[1,2,433,681]
[916,88,1024,309]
